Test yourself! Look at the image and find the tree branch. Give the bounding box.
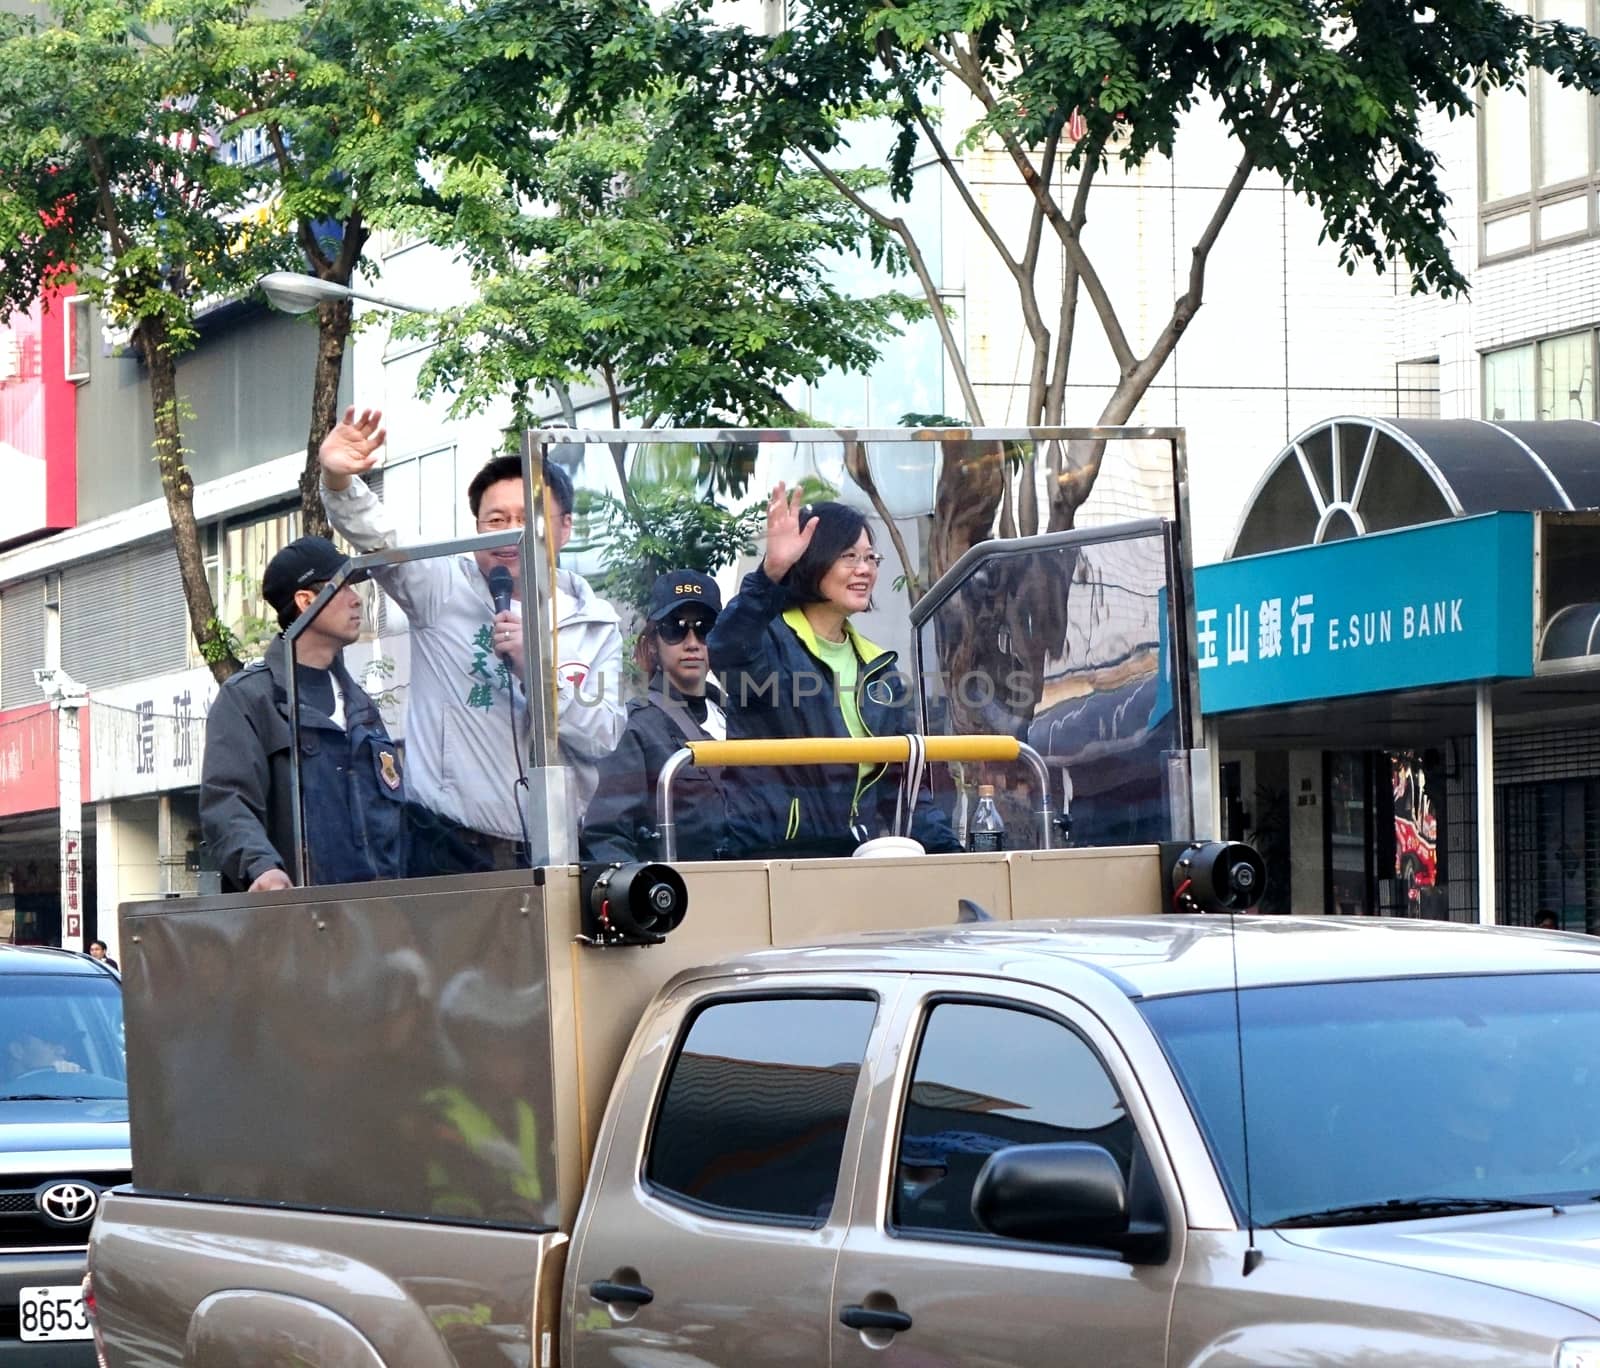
[1046,149,1099,422]
[83,137,129,258]
[1111,142,1257,412]
[947,51,1137,377]
[896,74,1022,284]
[1022,123,1061,284]
[801,146,985,424]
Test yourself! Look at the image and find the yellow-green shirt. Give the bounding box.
[810,632,865,738]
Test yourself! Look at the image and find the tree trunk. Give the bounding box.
[141,315,240,684]
[299,294,353,539]
[927,437,1006,579]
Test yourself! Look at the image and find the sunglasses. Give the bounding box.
[657,614,715,645]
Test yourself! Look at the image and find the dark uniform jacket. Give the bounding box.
[708,567,960,858]
[580,679,729,864]
[200,638,407,890]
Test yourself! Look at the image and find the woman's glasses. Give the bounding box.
[657,614,715,645]
[836,551,885,570]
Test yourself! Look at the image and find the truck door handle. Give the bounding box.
[839,1305,912,1333]
[591,1279,655,1307]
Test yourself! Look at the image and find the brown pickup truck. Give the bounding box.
[83,847,1600,1368]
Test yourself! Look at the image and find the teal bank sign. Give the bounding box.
[1194,512,1535,714]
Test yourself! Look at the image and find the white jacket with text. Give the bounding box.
[323,477,625,839]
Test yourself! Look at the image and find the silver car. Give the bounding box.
[567,916,1600,1367]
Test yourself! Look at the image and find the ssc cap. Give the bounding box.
[646,569,722,622]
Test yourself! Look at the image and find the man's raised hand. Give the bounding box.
[318,407,387,491]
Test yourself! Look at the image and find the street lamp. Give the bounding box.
[257,271,441,318]
[257,271,579,427]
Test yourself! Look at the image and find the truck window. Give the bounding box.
[893,1001,1132,1238]
[644,995,877,1226]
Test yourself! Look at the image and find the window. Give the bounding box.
[645,995,877,1225]
[1478,0,1600,257]
[219,508,300,660]
[63,297,90,383]
[61,540,189,690]
[1484,333,1596,420]
[1539,330,1595,419]
[0,580,46,710]
[892,1001,1133,1239]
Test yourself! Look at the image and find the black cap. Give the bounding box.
[262,536,365,616]
[646,569,722,622]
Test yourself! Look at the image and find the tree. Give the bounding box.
[0,0,287,681]
[675,0,1600,750]
[220,0,669,536]
[398,79,926,583]
[406,88,925,440]
[703,0,1600,567]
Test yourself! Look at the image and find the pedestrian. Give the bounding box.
[708,485,959,858]
[318,408,624,874]
[200,536,407,891]
[582,570,730,863]
[87,940,118,971]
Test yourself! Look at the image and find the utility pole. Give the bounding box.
[36,668,88,950]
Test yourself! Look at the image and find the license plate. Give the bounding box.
[19,1285,91,1342]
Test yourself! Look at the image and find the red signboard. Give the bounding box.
[0,704,91,818]
[0,704,59,817]
[0,286,78,548]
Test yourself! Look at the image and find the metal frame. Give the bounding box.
[280,426,1198,880]
[525,426,1191,444]
[535,424,1203,849]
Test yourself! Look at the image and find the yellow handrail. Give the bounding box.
[685,734,1022,767]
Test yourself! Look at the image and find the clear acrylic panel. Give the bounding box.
[280,429,1187,881]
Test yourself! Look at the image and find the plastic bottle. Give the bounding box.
[968,784,1006,853]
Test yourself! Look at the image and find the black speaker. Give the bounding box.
[1160,841,1268,913]
[580,862,689,947]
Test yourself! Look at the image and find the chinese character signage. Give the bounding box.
[89,667,217,801]
[1194,513,1534,714]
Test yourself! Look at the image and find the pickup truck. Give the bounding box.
[84,857,1600,1368]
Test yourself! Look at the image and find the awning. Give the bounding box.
[1229,417,1600,558]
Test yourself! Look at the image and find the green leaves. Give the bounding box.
[407,77,927,426]
[584,481,763,618]
[0,0,291,333]
[708,0,1600,304]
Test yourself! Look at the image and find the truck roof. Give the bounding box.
[704,915,1600,999]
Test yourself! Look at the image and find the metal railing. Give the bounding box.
[654,734,1054,860]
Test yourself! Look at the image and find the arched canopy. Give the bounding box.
[1228,417,1600,559]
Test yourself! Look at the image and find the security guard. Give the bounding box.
[201,536,407,891]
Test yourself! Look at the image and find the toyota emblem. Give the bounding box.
[37,1181,98,1226]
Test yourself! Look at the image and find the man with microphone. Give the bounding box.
[318,407,624,874]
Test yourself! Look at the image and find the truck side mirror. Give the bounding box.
[970,1142,1129,1246]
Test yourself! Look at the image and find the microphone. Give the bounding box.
[488,566,514,616]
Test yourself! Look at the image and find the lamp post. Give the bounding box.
[35,668,88,951]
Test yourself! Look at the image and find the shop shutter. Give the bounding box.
[0,579,46,709]
[61,538,190,689]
